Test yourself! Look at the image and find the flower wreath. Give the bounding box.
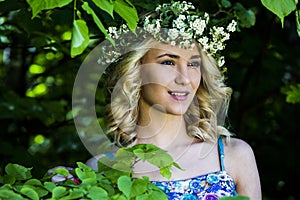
[99,1,237,70]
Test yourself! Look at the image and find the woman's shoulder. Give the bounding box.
[223,137,258,181]
[224,137,255,158]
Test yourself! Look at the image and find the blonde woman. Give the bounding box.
[87,2,261,199]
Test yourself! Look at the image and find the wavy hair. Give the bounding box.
[104,39,232,147]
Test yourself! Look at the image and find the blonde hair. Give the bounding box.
[104,39,232,147]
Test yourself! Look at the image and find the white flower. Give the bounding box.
[218,56,225,67]
[227,20,237,32]
[168,29,179,40]
[198,36,209,49]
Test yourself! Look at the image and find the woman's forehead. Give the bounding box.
[148,42,200,58]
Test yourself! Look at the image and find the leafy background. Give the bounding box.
[0,0,299,199]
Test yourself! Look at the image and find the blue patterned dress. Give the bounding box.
[151,137,238,200]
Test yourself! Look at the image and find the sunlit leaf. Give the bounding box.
[5,163,32,181]
[285,84,300,104]
[70,19,89,58]
[92,0,114,18]
[0,190,24,200]
[54,167,69,177]
[20,186,39,200]
[52,186,67,199]
[26,0,72,18]
[82,2,114,45]
[296,9,300,37]
[86,186,108,200]
[44,182,56,192]
[117,176,132,198]
[113,0,138,31]
[261,0,297,27]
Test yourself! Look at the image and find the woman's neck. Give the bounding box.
[136,105,193,149]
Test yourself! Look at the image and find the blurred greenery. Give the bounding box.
[0,0,299,199]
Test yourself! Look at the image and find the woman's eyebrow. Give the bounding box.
[156,53,179,59]
[190,55,201,59]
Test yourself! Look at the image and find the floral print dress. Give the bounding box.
[151,137,238,200]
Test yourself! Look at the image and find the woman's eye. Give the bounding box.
[188,61,200,68]
[160,60,175,65]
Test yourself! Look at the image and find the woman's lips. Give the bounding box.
[168,91,189,101]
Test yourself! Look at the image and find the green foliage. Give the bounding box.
[0,145,171,200]
[261,0,300,105]
[25,0,139,57]
[0,145,249,200]
[26,0,73,18]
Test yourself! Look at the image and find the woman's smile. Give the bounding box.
[168,90,190,101]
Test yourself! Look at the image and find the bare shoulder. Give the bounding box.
[224,137,262,199]
[224,137,255,158]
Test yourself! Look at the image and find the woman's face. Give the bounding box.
[139,42,201,115]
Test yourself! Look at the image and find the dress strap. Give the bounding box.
[218,137,226,171]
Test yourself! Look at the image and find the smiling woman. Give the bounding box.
[86,1,262,200]
[139,43,201,117]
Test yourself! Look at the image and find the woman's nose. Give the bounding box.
[175,64,190,85]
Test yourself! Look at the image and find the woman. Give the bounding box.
[87,1,261,199]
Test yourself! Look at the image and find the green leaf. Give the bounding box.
[60,188,85,200]
[82,2,115,45]
[159,166,172,180]
[52,186,67,199]
[0,189,24,200]
[296,9,300,37]
[92,0,114,17]
[81,177,97,185]
[221,0,232,8]
[44,182,56,192]
[261,0,297,27]
[0,175,16,185]
[75,162,97,181]
[239,10,256,28]
[54,167,69,177]
[136,193,150,200]
[130,178,148,197]
[24,179,42,186]
[5,163,32,181]
[22,184,48,199]
[117,176,132,198]
[149,190,168,200]
[71,19,89,58]
[26,0,72,18]
[285,84,300,103]
[20,186,39,200]
[87,186,108,200]
[113,0,138,31]
[234,3,256,28]
[111,194,127,200]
